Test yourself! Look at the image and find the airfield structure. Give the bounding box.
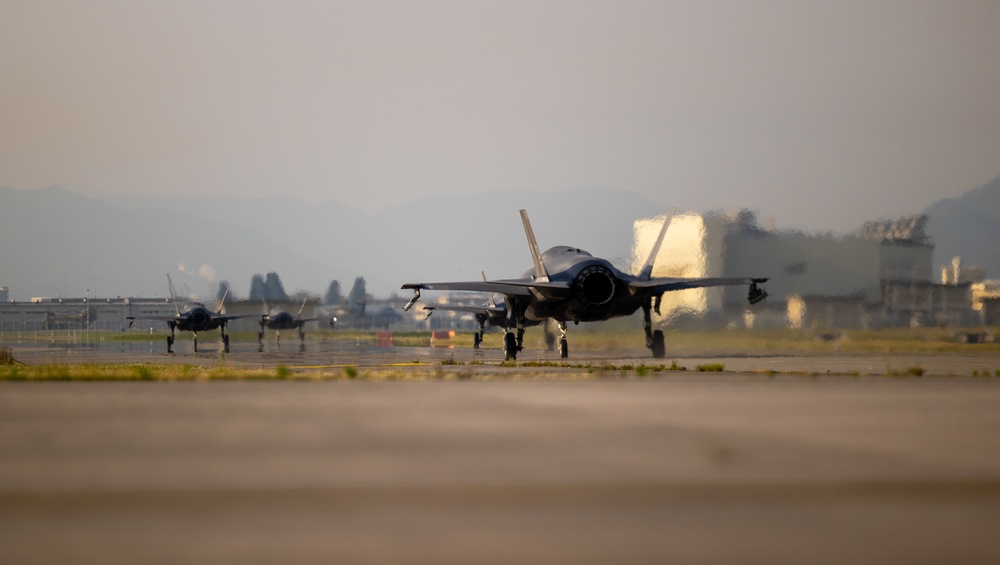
[633,211,977,329]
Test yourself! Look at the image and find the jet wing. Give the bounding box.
[133,313,252,322]
[402,279,571,297]
[137,315,183,322]
[628,277,767,295]
[423,305,506,316]
[214,314,254,322]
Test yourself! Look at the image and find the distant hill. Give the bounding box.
[0,186,663,301]
[924,175,1000,279]
[5,179,998,302]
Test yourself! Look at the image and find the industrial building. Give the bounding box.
[632,211,979,329]
[0,297,178,333]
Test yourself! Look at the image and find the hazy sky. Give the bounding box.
[2,0,998,231]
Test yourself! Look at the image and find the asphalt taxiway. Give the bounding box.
[5,335,1000,378]
[2,339,1000,563]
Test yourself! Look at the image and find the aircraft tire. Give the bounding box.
[651,329,665,358]
[559,338,568,359]
[473,332,481,349]
[223,335,230,353]
[504,333,517,361]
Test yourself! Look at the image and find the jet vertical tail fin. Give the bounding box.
[520,209,549,280]
[166,274,181,316]
[483,271,497,308]
[638,207,676,281]
[217,286,230,315]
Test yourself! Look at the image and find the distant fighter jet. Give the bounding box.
[422,272,548,349]
[403,209,767,360]
[129,274,247,354]
[257,298,316,352]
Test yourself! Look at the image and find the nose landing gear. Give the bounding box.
[167,321,176,354]
[557,321,568,359]
[503,332,517,361]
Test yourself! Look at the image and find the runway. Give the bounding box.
[2,353,1000,563]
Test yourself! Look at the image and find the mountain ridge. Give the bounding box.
[3,179,997,302]
[923,175,1000,277]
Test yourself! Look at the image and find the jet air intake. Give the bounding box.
[574,265,616,307]
[189,310,211,330]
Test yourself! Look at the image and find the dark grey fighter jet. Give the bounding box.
[257,298,316,352]
[422,272,548,349]
[403,209,767,360]
[129,274,246,354]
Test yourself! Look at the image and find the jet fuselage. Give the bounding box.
[174,303,225,332]
[262,309,303,330]
[516,246,645,323]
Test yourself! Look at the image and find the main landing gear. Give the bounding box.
[473,315,487,350]
[503,300,528,361]
[258,325,307,353]
[503,332,517,361]
[504,323,565,360]
[167,327,205,354]
[643,296,666,359]
[167,322,230,354]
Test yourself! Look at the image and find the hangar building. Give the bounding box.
[632,211,972,329]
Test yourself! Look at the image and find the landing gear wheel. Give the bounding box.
[503,333,517,361]
[651,329,665,359]
[559,338,568,359]
[473,332,482,349]
[223,335,230,354]
[166,336,174,354]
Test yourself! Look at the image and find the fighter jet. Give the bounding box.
[129,274,247,354]
[402,209,767,360]
[257,298,316,352]
[422,272,548,349]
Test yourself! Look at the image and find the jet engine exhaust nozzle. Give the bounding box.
[574,265,616,307]
[189,310,210,329]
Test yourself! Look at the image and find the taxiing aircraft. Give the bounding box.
[258,298,316,352]
[403,209,767,360]
[422,272,548,349]
[129,274,247,354]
